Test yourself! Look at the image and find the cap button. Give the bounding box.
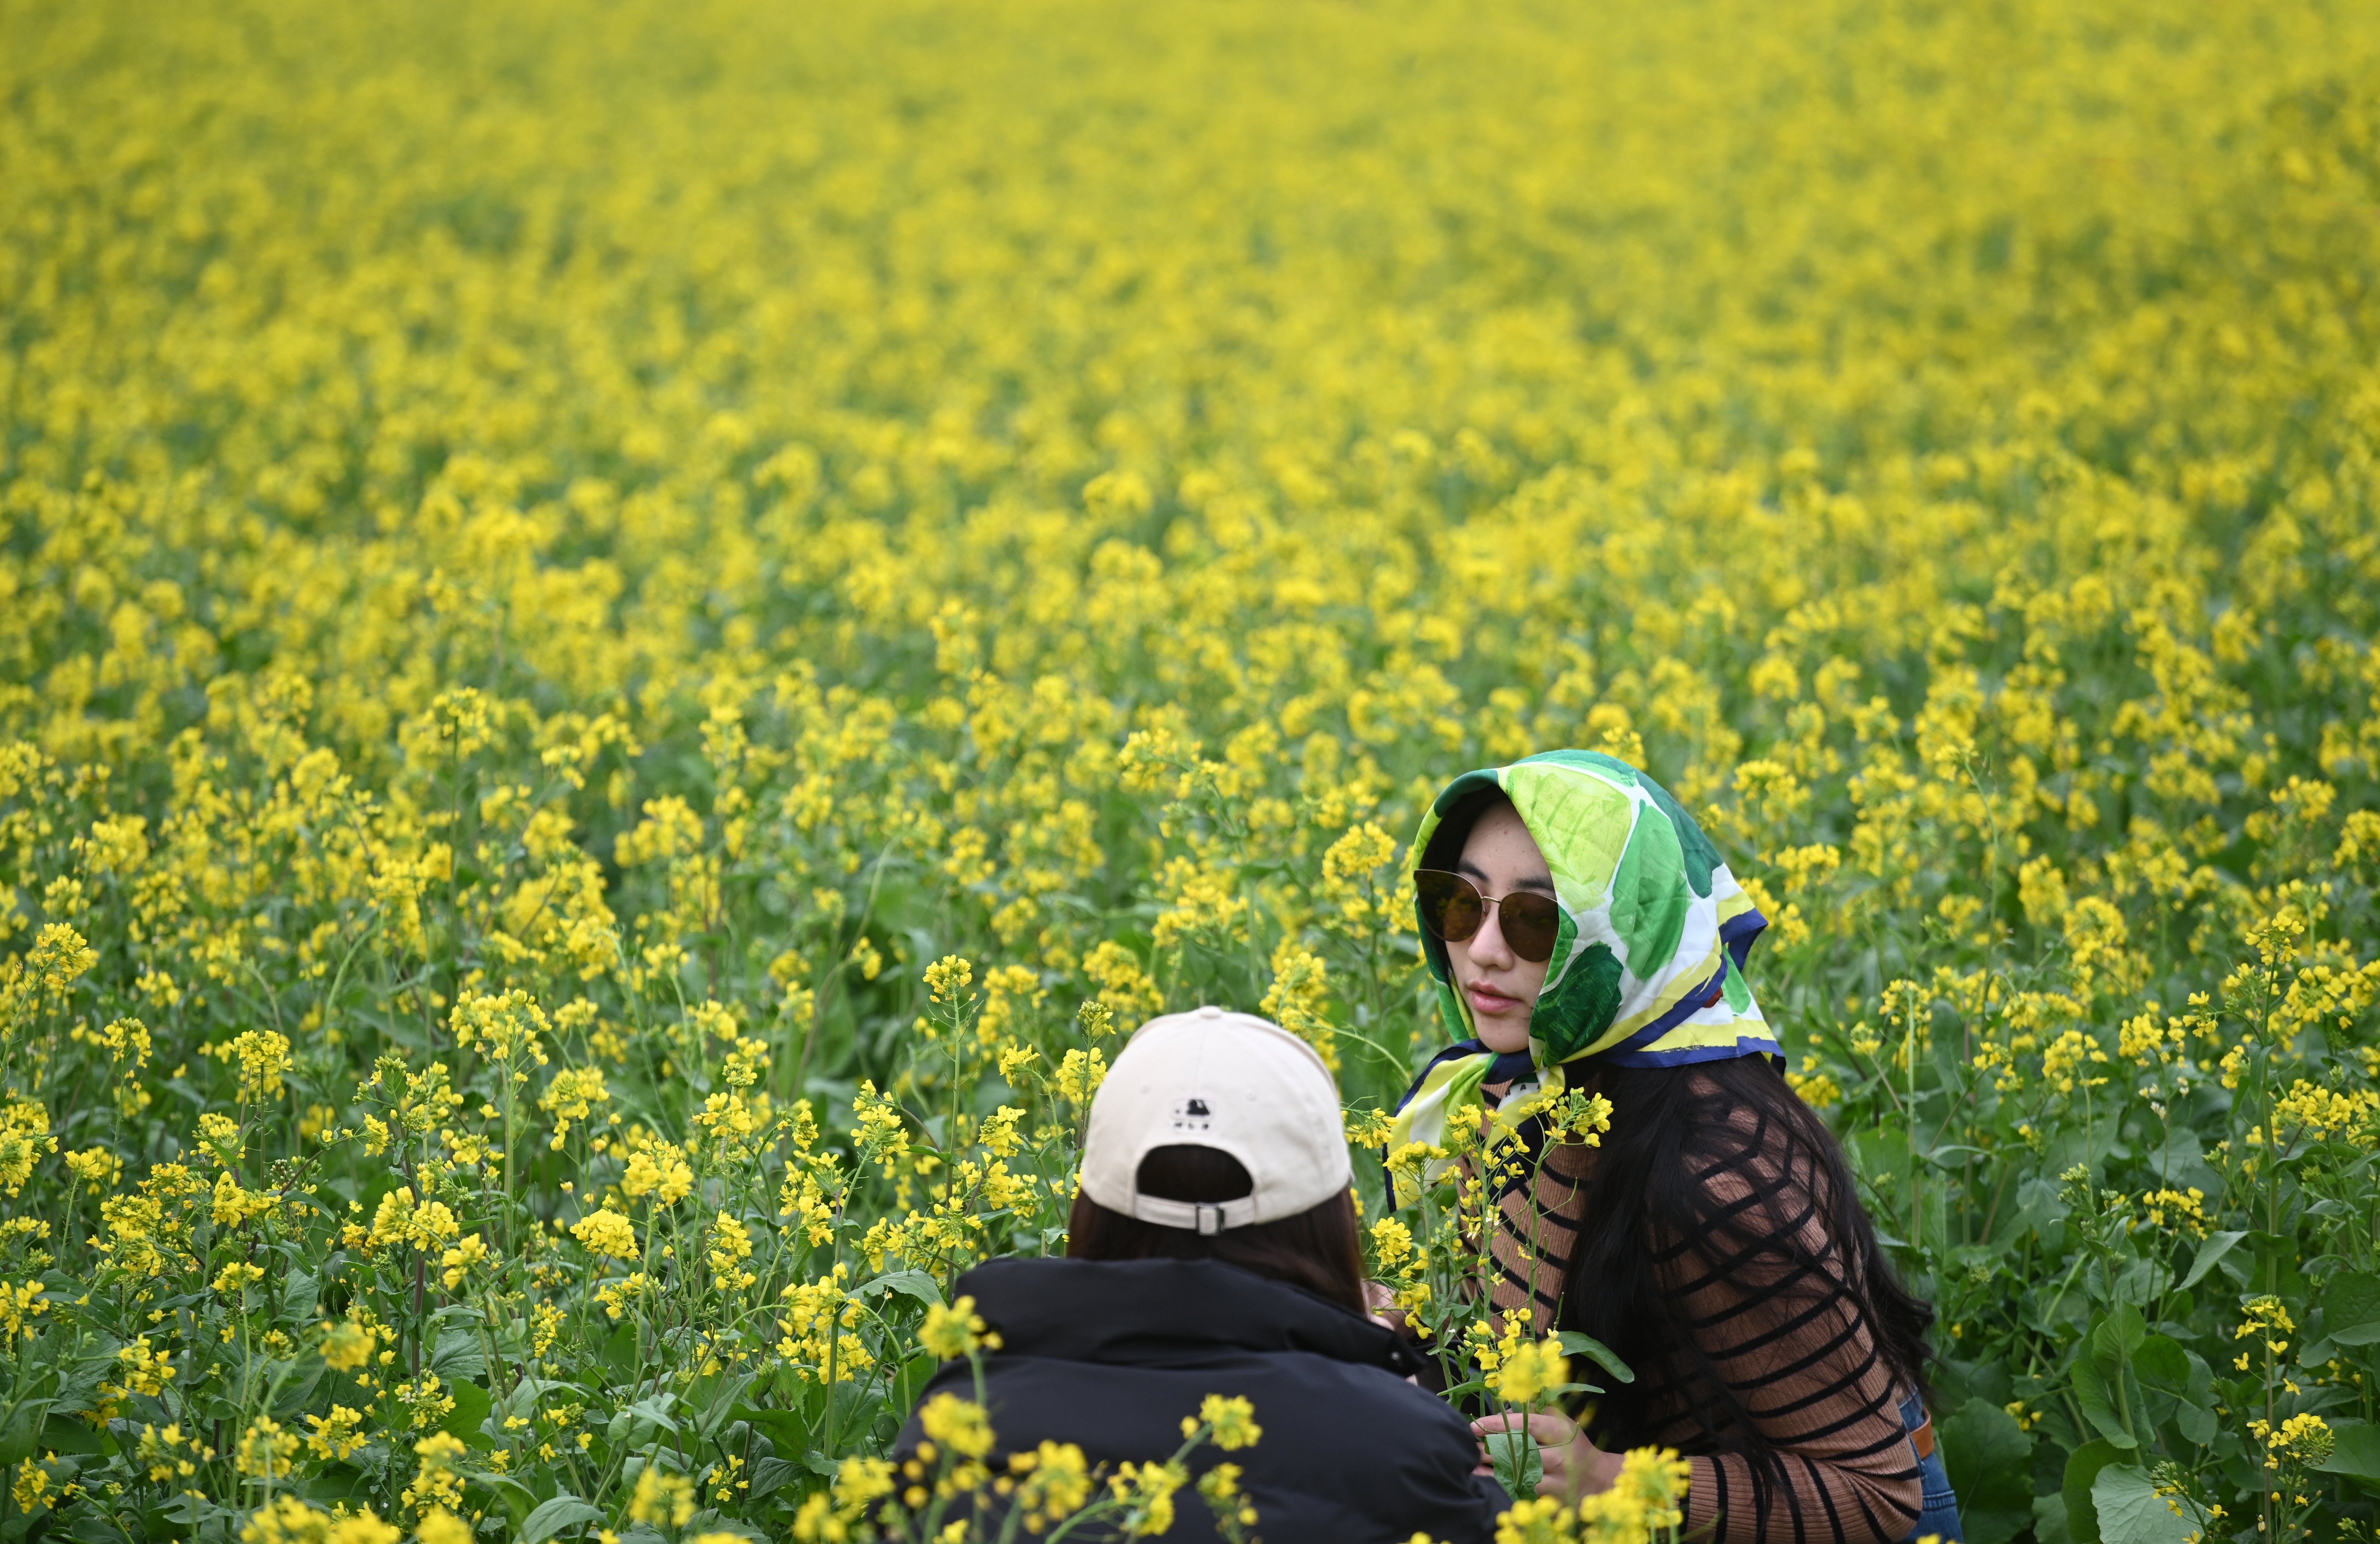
[1195,1005,1223,1019]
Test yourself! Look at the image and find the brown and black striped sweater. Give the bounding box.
[1470,1077,1925,1544]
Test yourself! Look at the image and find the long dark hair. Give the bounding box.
[1560,1055,1936,1478]
[1067,1145,1368,1315]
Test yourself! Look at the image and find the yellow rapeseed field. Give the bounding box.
[4,0,2380,1539]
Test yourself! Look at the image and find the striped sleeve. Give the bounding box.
[1658,1106,1923,1544]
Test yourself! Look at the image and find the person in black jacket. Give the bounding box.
[893,1005,1506,1543]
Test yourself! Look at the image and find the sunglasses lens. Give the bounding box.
[1500,893,1563,964]
[1413,871,1485,943]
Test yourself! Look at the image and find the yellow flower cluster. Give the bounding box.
[2,0,2379,1536]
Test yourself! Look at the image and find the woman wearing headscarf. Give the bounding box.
[1388,750,1963,1544]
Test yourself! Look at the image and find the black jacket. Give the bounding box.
[892,1256,1505,1543]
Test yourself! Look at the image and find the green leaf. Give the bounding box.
[2090,1307,2147,1377]
[0,1402,49,1466]
[1555,1331,1635,1385]
[1485,1427,1544,1501]
[2070,1357,2136,1449]
[441,1379,493,1449]
[2178,1231,2246,1291]
[517,1495,605,1544]
[2035,1493,2072,1544]
[35,1415,104,1456]
[1938,1397,2033,1544]
[624,1394,680,1433]
[2090,1463,2195,1544]
[2315,1423,2380,1489]
[281,1269,320,1324]
[2325,1272,2380,1346]
[747,1456,802,1501]
[730,1404,813,1461]
[2130,1335,2190,1393]
[431,1326,488,1380]
[2064,1438,2126,1544]
[858,1269,943,1308]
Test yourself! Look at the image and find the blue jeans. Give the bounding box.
[1901,1392,1965,1544]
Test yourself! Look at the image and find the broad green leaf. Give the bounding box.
[518,1495,605,1544]
[1938,1398,2032,1544]
[281,1269,320,1324]
[747,1456,802,1501]
[2178,1232,2246,1291]
[859,1269,944,1308]
[2325,1272,2380,1346]
[730,1403,813,1459]
[2090,1463,2196,1544]
[2316,1423,2380,1489]
[2064,1438,2126,1544]
[625,1394,680,1431]
[440,1379,493,1449]
[0,1403,48,1467]
[2130,1335,2190,1393]
[2070,1358,2135,1449]
[432,1326,489,1380]
[2091,1306,2147,1376]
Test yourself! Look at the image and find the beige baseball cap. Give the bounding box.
[1079,1005,1351,1234]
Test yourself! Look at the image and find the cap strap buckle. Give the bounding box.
[1129,1195,1253,1234]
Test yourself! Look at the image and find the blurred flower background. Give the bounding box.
[4,0,2380,1540]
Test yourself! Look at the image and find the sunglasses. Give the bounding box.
[1412,869,1563,964]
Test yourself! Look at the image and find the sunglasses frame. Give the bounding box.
[1411,868,1563,964]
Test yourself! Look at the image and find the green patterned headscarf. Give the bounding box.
[1386,750,1775,1187]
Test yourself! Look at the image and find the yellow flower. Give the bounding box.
[0,1282,42,1343]
[242,1495,403,1544]
[619,1142,693,1206]
[924,954,975,1003]
[1579,1447,1693,1541]
[1009,1441,1094,1522]
[320,1317,379,1371]
[27,924,96,993]
[414,1509,472,1544]
[1491,1333,1571,1407]
[305,1406,369,1462]
[539,1067,611,1147]
[1184,1394,1263,1451]
[225,1029,293,1101]
[917,1295,996,1360]
[570,1208,640,1260]
[707,1211,756,1289]
[399,1433,468,1515]
[438,1234,488,1291]
[1111,1458,1188,1538]
[629,1466,695,1528]
[2265,1413,2334,1467]
[918,1392,996,1460]
[237,1418,300,1480]
[1055,1047,1108,1107]
[212,1262,265,1296]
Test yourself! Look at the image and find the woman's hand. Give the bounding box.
[1471,1412,1625,1501]
[1363,1279,1404,1332]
